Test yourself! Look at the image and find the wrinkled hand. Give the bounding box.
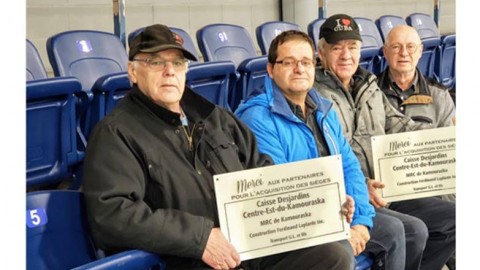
[202,228,241,270]
[341,195,355,223]
[367,178,387,208]
[348,225,370,256]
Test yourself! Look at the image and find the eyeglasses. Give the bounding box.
[275,57,316,69]
[132,57,189,71]
[387,43,421,54]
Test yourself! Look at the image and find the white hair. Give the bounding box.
[317,38,327,53]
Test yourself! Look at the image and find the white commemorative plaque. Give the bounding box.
[371,126,456,202]
[213,155,350,261]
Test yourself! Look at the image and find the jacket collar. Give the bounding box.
[377,67,431,97]
[264,76,333,121]
[129,84,216,125]
[315,66,370,91]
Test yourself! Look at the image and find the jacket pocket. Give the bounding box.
[202,134,242,174]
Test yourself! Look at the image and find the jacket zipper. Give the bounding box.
[182,123,196,151]
[322,123,338,155]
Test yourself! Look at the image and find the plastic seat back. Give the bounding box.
[406,13,441,40]
[26,77,82,189]
[27,39,48,81]
[27,190,97,269]
[354,17,384,73]
[255,21,301,55]
[128,26,200,61]
[186,61,238,111]
[26,190,167,270]
[196,23,257,68]
[46,30,130,139]
[355,17,383,49]
[406,13,442,78]
[46,30,128,91]
[375,15,407,42]
[438,34,456,88]
[307,18,326,51]
[235,56,268,110]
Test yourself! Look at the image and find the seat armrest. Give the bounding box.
[71,249,166,270]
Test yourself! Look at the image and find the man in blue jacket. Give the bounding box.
[235,30,405,270]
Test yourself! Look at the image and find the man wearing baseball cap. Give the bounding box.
[313,14,456,270]
[82,24,276,269]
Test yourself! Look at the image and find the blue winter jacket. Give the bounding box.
[235,77,375,229]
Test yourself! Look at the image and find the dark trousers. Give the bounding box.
[170,240,355,270]
[365,209,408,270]
[370,207,429,270]
[389,197,456,270]
[243,240,355,270]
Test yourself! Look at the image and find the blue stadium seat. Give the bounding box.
[196,23,258,68]
[186,61,238,111]
[307,18,326,51]
[46,30,130,139]
[355,17,384,49]
[72,249,166,270]
[255,21,301,55]
[406,13,441,41]
[196,23,261,109]
[27,190,166,270]
[406,13,442,79]
[235,56,268,109]
[128,26,200,61]
[26,77,82,189]
[375,15,407,42]
[26,39,48,81]
[26,39,87,189]
[438,34,456,89]
[354,17,385,73]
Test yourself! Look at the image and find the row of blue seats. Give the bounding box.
[27,14,455,268]
[26,14,456,191]
[127,13,455,90]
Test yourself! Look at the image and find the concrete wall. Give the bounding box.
[26,0,455,75]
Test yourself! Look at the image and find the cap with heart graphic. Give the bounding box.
[319,14,362,44]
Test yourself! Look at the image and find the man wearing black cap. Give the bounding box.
[313,14,456,270]
[81,24,272,269]
[82,24,355,270]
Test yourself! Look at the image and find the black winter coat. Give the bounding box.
[82,85,272,266]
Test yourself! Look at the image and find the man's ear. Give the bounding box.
[266,63,274,78]
[317,48,325,62]
[128,62,137,84]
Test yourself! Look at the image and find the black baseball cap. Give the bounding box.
[319,14,362,44]
[128,24,197,61]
